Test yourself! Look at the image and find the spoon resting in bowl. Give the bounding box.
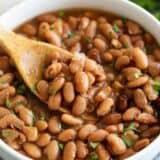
[0,27,72,103]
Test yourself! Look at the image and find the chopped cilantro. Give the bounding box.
[123,43,129,48]
[0,80,5,84]
[51,88,57,95]
[124,122,140,133]
[89,152,98,160]
[134,72,143,79]
[59,11,65,17]
[109,31,113,38]
[122,134,135,148]
[112,24,120,32]
[68,32,77,38]
[89,142,99,149]
[153,80,160,93]
[85,37,91,43]
[16,101,28,106]
[17,84,26,94]
[122,17,128,23]
[5,98,12,108]
[58,143,64,150]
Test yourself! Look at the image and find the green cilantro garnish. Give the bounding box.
[68,32,77,38]
[0,80,5,84]
[17,84,26,94]
[122,17,128,23]
[5,98,12,108]
[59,11,65,17]
[51,88,57,95]
[85,37,91,43]
[121,134,134,148]
[134,72,143,79]
[89,152,98,160]
[124,122,140,133]
[58,143,64,150]
[16,101,28,106]
[89,142,99,149]
[153,80,160,93]
[109,31,113,38]
[112,24,120,32]
[123,43,129,48]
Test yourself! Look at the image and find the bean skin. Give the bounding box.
[36,133,51,147]
[76,140,88,159]
[23,143,41,159]
[74,71,89,93]
[63,141,77,160]
[58,129,76,142]
[44,140,59,160]
[72,95,87,116]
[63,82,75,103]
[48,117,61,134]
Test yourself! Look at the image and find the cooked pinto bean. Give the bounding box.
[21,23,37,37]
[85,20,97,38]
[88,129,108,141]
[93,38,107,52]
[37,133,51,147]
[61,114,83,125]
[58,129,76,142]
[23,143,41,159]
[63,141,77,160]
[126,21,142,35]
[97,98,114,116]
[96,144,111,160]
[44,140,59,160]
[0,107,10,118]
[119,149,136,160]
[48,117,61,134]
[76,140,88,158]
[133,138,150,151]
[74,71,89,93]
[133,89,147,109]
[72,95,87,116]
[136,113,157,124]
[36,120,48,131]
[106,134,127,155]
[63,82,75,103]
[123,107,141,121]
[78,124,97,140]
[115,55,130,69]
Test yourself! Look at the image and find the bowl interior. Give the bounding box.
[0,0,160,160]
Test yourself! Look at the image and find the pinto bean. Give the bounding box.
[93,38,107,52]
[106,134,126,155]
[44,140,59,160]
[74,71,89,93]
[0,56,10,72]
[85,20,97,38]
[11,95,27,108]
[136,113,157,124]
[48,77,65,93]
[126,21,142,35]
[48,92,62,110]
[35,120,48,131]
[21,23,37,37]
[0,86,16,105]
[88,129,108,142]
[76,140,88,159]
[116,94,128,112]
[48,117,61,134]
[0,114,24,130]
[131,48,148,69]
[133,138,150,151]
[105,124,124,133]
[36,80,49,100]
[58,129,76,142]
[63,82,75,103]
[72,95,87,116]
[119,149,136,160]
[102,113,122,125]
[115,55,130,69]
[79,17,90,29]
[97,98,114,116]
[120,35,132,48]
[84,58,97,72]
[96,144,111,160]
[63,141,77,160]
[0,73,14,85]
[86,72,96,86]
[36,13,56,23]
[122,107,141,121]
[22,127,38,142]
[127,76,148,88]
[37,133,51,147]
[23,143,41,159]
[148,61,160,77]
[140,126,160,138]
[78,124,97,140]
[133,89,147,109]
[61,114,83,126]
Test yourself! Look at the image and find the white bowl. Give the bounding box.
[0,0,160,160]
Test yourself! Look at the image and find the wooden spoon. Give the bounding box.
[0,27,72,103]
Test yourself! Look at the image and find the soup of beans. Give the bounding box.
[0,9,160,160]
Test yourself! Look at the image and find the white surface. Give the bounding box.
[0,0,23,14]
[0,0,160,160]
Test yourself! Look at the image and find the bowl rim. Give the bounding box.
[0,0,160,160]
